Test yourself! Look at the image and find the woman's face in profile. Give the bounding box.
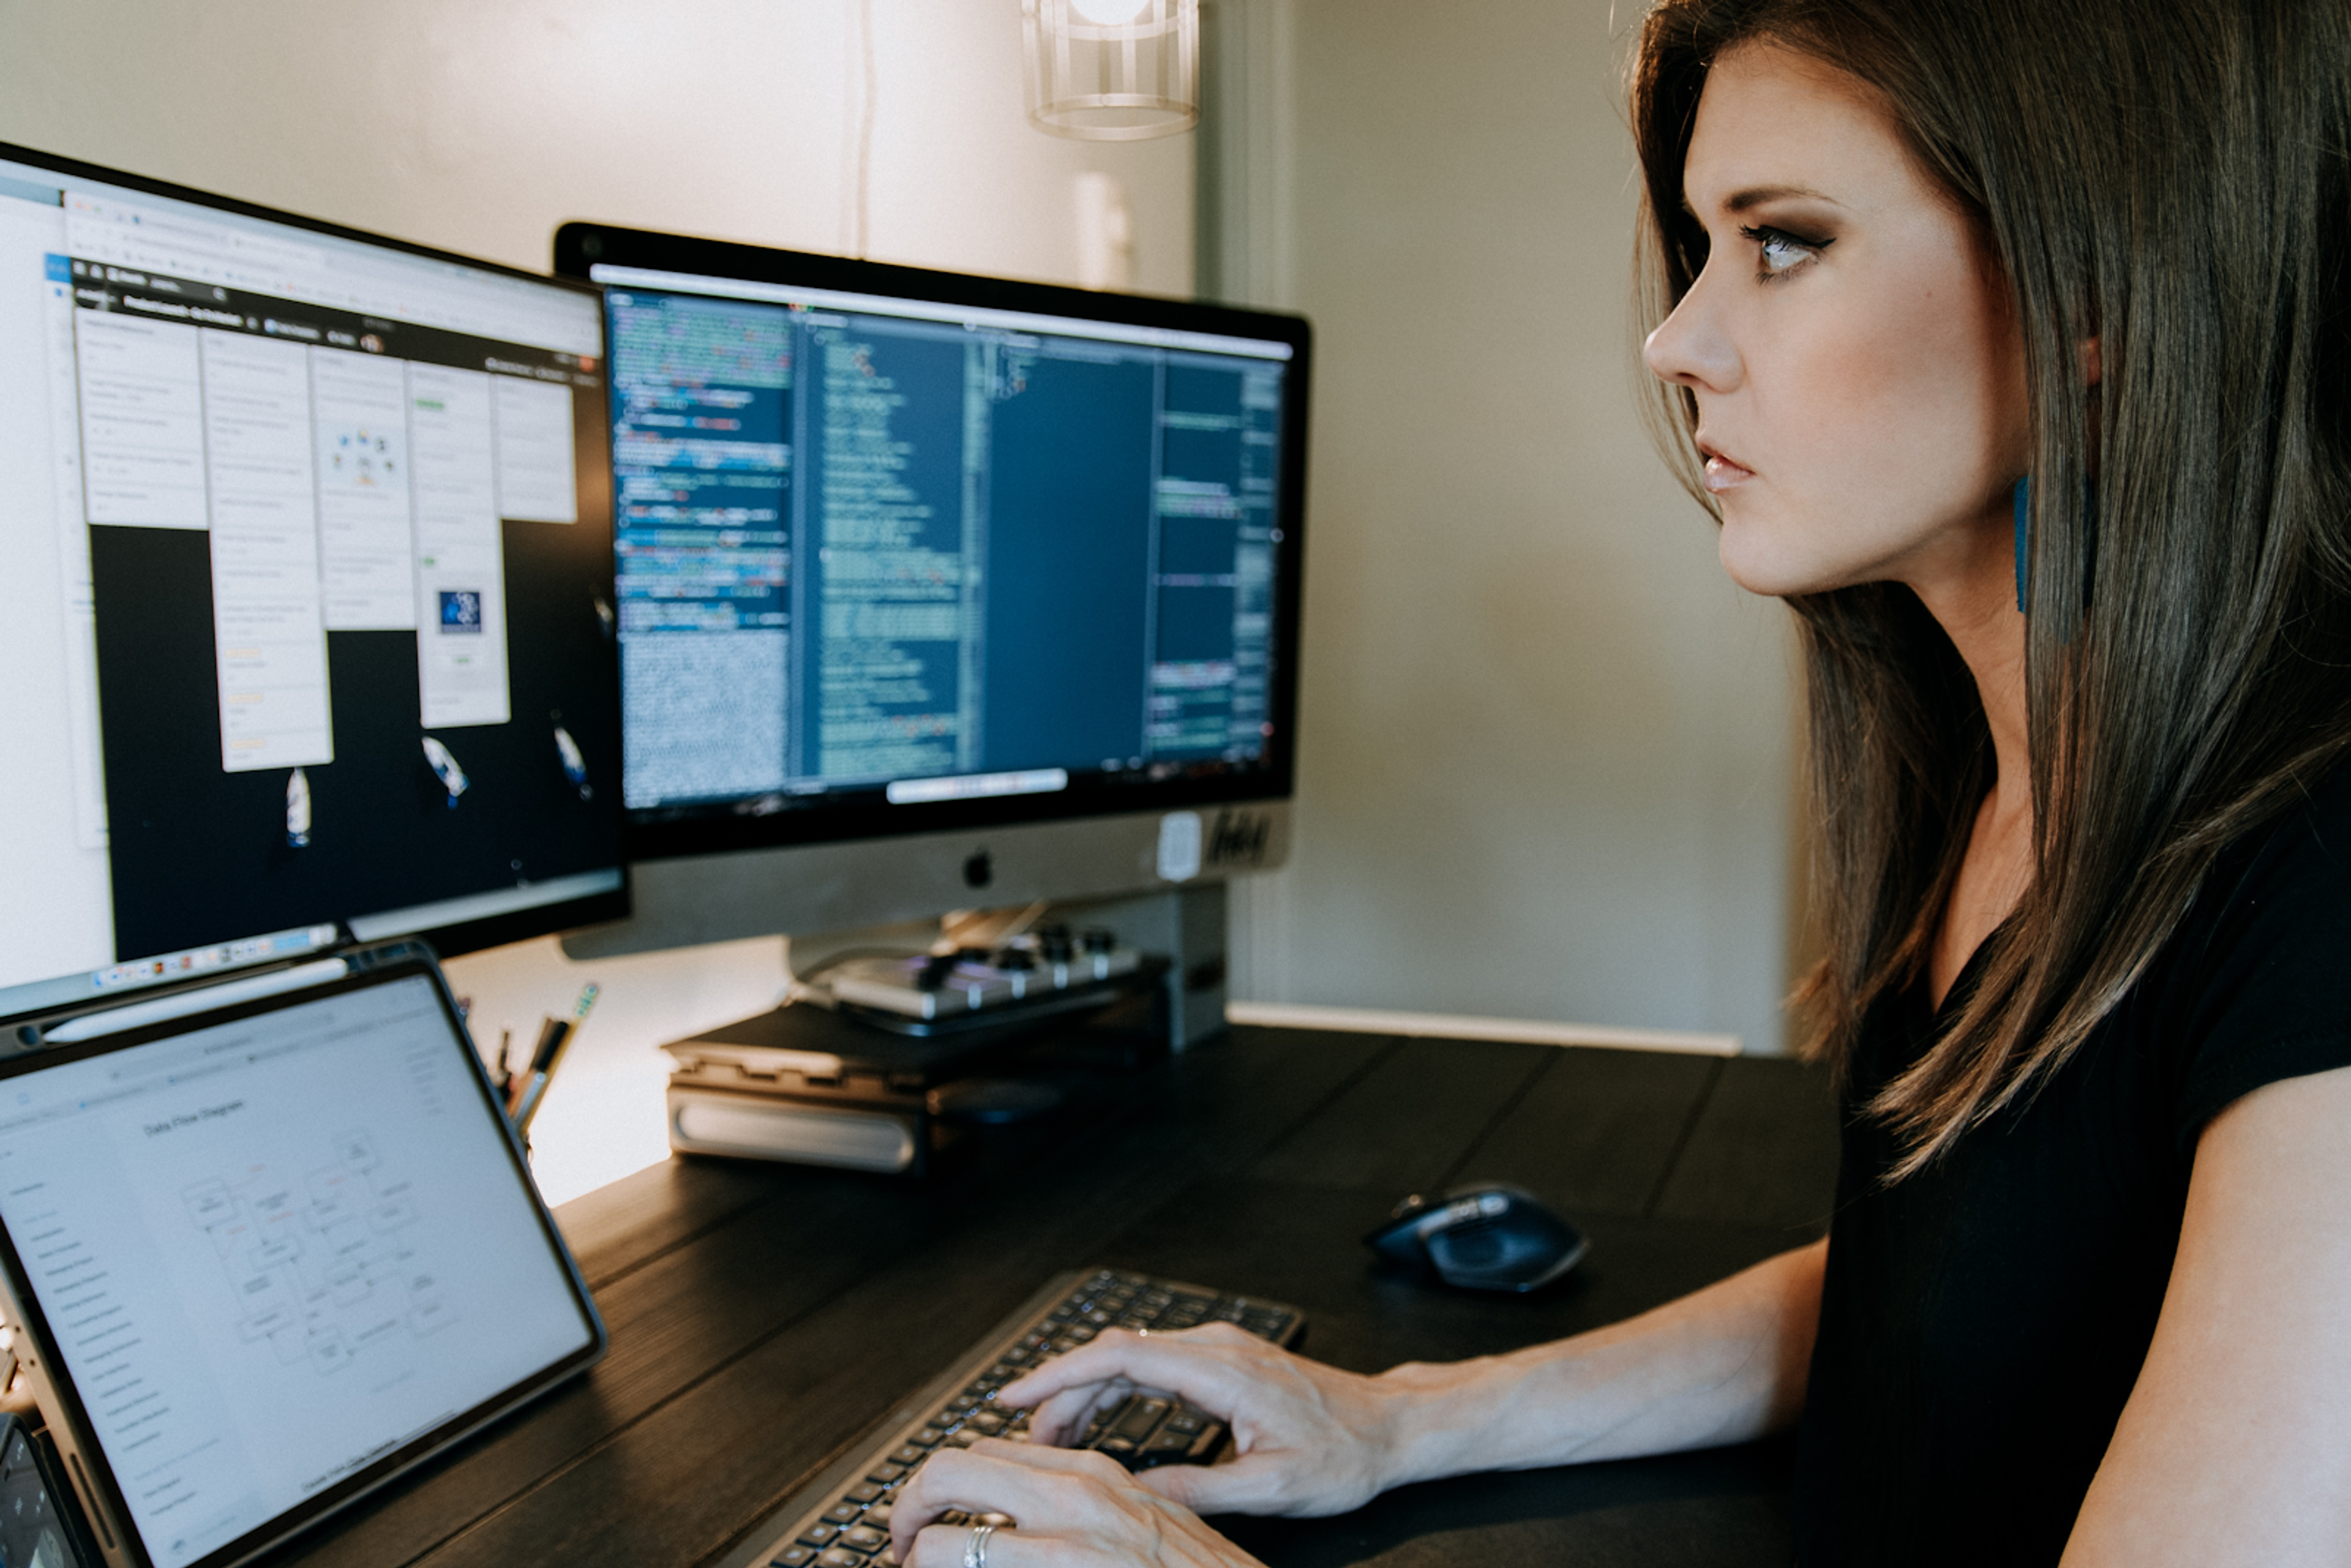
[1644,43,2029,603]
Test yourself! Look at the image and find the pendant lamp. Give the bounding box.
[1022,0,1200,141]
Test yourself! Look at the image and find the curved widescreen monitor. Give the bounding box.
[552,224,1308,882]
[0,143,627,1021]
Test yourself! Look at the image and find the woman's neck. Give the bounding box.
[1905,508,2033,1008]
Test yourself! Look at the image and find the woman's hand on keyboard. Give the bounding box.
[996,1323,1409,1516]
[887,1439,1263,1568]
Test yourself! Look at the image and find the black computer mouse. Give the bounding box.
[1363,1181,1589,1292]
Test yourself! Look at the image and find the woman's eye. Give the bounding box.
[1738,224,1830,278]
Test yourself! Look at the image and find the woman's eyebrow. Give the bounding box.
[1682,182,1840,219]
[1725,183,1837,212]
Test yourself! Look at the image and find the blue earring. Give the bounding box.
[2012,475,2030,612]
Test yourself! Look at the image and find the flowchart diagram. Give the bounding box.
[179,1130,451,1379]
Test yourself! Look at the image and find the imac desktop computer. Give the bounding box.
[550,225,1311,1037]
[0,140,629,1032]
[549,225,1310,1168]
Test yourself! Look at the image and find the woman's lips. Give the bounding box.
[1703,453,1755,493]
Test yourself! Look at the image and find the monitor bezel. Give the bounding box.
[0,139,631,962]
[0,947,606,1568]
[552,221,1311,865]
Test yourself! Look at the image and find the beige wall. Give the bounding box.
[1225,0,1799,1053]
[0,0,1193,290]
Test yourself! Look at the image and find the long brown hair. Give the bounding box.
[1630,0,2351,1177]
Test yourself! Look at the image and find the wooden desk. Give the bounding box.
[261,1026,1840,1568]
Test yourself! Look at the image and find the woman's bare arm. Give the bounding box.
[2063,1063,2351,1566]
[1377,1236,1826,1484]
[994,1237,1828,1520]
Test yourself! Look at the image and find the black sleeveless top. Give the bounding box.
[1792,760,2351,1566]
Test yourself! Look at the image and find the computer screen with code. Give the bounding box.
[578,252,1303,849]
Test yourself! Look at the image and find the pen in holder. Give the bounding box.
[501,983,599,1156]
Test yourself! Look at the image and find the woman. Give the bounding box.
[887,1,2351,1562]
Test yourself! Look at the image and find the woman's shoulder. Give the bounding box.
[2147,750,2351,1147]
[2197,749,2351,924]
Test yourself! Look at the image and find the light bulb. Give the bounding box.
[1069,0,1151,24]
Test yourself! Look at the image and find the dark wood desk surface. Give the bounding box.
[261,1027,1841,1568]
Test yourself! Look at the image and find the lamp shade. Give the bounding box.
[1022,0,1199,141]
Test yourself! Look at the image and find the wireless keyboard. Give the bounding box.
[719,1269,1305,1568]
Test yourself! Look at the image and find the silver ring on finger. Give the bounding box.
[963,1522,996,1568]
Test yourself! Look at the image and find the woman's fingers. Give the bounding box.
[887,1439,1266,1568]
[1026,1377,1131,1449]
[903,1515,1069,1568]
[887,1440,1131,1562]
[959,1325,1400,1524]
[904,1520,1022,1568]
[1000,1324,1265,1433]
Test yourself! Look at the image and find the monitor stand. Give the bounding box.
[656,885,1230,1175]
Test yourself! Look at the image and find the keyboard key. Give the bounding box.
[913,1427,946,1447]
[1111,1397,1169,1442]
[969,1411,1007,1435]
[866,1463,906,1485]
[847,1483,884,1504]
[825,1502,862,1525]
[773,1549,816,1568]
[948,1428,983,1447]
[797,1523,841,1548]
[1165,1411,1205,1435]
[818,1549,866,1568]
[889,1444,926,1466]
[842,1526,889,1552]
[864,1503,893,1529]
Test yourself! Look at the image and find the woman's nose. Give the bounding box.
[1643,275,1740,392]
